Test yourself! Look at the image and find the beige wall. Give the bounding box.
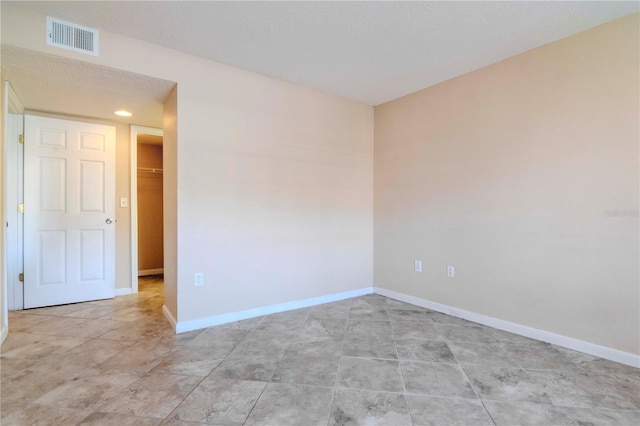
[374,14,639,354]
[163,86,178,319]
[1,76,7,341]
[137,144,164,272]
[2,5,374,325]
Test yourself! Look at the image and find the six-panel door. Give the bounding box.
[24,115,116,308]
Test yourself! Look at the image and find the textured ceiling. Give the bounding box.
[0,46,174,127]
[7,1,639,105]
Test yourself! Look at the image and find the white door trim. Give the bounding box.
[3,81,24,316]
[130,125,163,294]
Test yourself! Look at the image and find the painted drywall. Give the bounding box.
[137,143,164,272]
[163,86,178,320]
[1,3,374,326]
[1,76,7,342]
[374,14,639,354]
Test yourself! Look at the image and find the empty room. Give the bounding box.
[0,1,638,425]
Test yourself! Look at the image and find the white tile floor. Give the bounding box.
[1,276,639,425]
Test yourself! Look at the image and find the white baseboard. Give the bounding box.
[1,324,8,344]
[163,305,177,330]
[175,286,374,334]
[115,288,133,296]
[375,287,640,369]
[138,269,164,277]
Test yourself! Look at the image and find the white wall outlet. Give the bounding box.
[120,197,128,208]
[194,272,204,286]
[447,265,455,278]
[414,260,422,272]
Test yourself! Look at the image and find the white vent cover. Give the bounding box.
[46,17,99,56]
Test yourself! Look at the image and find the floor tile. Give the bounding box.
[0,356,40,382]
[99,373,201,419]
[329,388,411,426]
[562,406,640,425]
[151,346,224,377]
[219,316,265,330]
[210,330,293,381]
[427,312,476,327]
[401,361,476,399]
[406,395,494,426]
[0,401,92,425]
[395,339,456,363]
[484,401,577,425]
[166,377,265,424]
[63,337,136,366]
[342,334,397,359]
[34,372,141,411]
[387,309,431,322]
[184,327,254,355]
[447,341,520,367]
[0,331,88,359]
[505,342,577,371]
[528,369,640,411]
[209,349,284,382]
[99,341,175,374]
[0,360,100,404]
[435,324,495,344]
[307,303,351,319]
[6,313,54,331]
[79,412,162,425]
[299,317,347,340]
[349,308,390,321]
[4,281,639,426]
[272,352,341,386]
[462,365,552,404]
[244,382,333,426]
[256,314,307,332]
[391,320,440,340]
[336,357,404,392]
[346,319,393,339]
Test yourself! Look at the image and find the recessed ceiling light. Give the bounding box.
[114,110,132,117]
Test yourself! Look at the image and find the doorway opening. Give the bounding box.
[130,126,164,294]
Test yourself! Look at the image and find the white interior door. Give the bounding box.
[24,115,116,308]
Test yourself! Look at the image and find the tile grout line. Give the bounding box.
[325,298,354,426]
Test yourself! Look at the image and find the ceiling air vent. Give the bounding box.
[46,17,99,56]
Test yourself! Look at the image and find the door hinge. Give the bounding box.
[18,134,24,144]
[18,204,24,213]
[18,273,24,282]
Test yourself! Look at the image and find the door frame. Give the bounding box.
[4,81,25,314]
[130,125,163,293]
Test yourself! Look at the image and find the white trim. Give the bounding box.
[130,125,163,295]
[138,268,164,276]
[1,325,8,344]
[375,286,640,369]
[115,288,133,296]
[175,286,374,334]
[163,304,177,331]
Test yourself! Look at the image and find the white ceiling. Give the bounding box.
[1,46,175,127]
[7,1,639,106]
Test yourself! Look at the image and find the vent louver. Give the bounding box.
[46,17,99,56]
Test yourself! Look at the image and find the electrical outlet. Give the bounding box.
[194,272,204,287]
[414,260,422,272]
[447,266,455,278]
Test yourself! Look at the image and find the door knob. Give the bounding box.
[106,218,113,224]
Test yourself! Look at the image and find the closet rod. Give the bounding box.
[137,167,163,174]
